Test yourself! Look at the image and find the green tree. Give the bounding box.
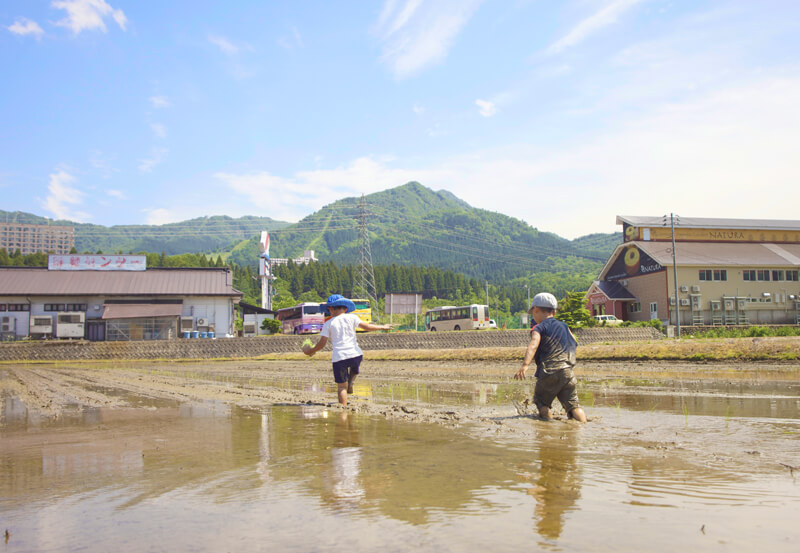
[556,290,594,328]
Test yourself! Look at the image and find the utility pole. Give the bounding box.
[485,280,489,307]
[354,195,379,320]
[663,214,681,339]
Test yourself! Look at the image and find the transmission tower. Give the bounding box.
[354,195,379,319]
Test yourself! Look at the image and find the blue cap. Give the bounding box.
[323,294,355,313]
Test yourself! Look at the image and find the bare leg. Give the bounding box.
[337,383,348,405]
[538,406,553,420]
[570,407,587,423]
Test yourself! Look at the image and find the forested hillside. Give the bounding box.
[3,183,620,290]
[0,210,289,255]
[228,182,613,282]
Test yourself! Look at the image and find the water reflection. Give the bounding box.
[528,426,582,542]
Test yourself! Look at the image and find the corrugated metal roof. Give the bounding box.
[102,303,184,319]
[637,241,800,266]
[0,267,243,297]
[616,215,800,231]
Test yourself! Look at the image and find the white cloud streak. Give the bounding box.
[42,170,88,221]
[138,147,168,173]
[208,34,238,55]
[215,76,800,238]
[475,99,497,117]
[142,208,177,225]
[7,18,44,39]
[374,0,484,79]
[150,123,167,139]
[547,0,642,55]
[149,95,170,108]
[52,0,127,34]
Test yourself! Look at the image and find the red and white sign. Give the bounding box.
[48,255,146,271]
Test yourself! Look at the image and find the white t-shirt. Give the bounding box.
[320,313,363,362]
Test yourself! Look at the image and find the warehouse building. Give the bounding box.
[0,255,242,341]
[587,216,800,326]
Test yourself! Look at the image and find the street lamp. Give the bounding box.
[663,213,680,339]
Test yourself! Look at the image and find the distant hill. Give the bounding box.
[0,210,290,255]
[228,182,618,281]
[2,184,620,281]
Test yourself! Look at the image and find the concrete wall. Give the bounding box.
[0,327,664,362]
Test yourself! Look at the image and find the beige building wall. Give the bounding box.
[663,266,800,325]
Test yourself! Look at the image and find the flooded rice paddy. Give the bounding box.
[1,359,799,552]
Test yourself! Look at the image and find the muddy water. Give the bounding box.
[1,366,799,552]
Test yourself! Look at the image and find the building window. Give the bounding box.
[772,270,785,281]
[756,270,771,281]
[743,270,756,281]
[787,270,799,282]
[0,304,6,311]
[44,304,66,312]
[700,269,726,281]
[629,302,641,313]
[66,304,87,312]
[7,304,30,312]
[649,302,658,315]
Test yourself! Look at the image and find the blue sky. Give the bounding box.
[2,0,799,239]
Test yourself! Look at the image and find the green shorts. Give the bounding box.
[534,367,580,415]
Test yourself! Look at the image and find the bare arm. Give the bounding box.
[513,331,540,380]
[303,336,328,356]
[358,321,394,332]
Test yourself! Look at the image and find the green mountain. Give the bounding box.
[0,210,290,255]
[3,183,620,281]
[229,182,616,281]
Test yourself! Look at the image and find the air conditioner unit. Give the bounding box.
[180,317,194,331]
[1,317,15,332]
[620,280,629,287]
[197,318,209,327]
[679,286,689,292]
[669,297,676,306]
[30,315,53,335]
[724,300,735,310]
[711,301,721,311]
[243,322,257,336]
[737,300,748,309]
[56,312,85,338]
[691,285,700,292]
[680,298,690,306]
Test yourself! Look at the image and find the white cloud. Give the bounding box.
[208,34,238,55]
[215,157,449,222]
[42,170,88,221]
[412,103,425,114]
[150,123,167,139]
[52,0,127,34]
[475,99,497,117]
[278,26,304,49]
[7,18,44,39]
[214,76,800,239]
[374,0,484,79]
[547,0,642,55]
[138,147,168,172]
[142,208,177,225]
[106,189,125,199]
[149,95,170,108]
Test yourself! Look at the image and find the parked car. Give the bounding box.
[593,314,622,325]
[488,319,498,329]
